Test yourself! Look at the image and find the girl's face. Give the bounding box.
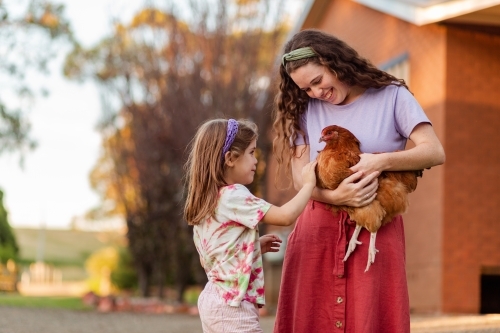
[224,138,258,186]
[290,62,351,105]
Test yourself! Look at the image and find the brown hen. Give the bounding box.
[316,125,423,271]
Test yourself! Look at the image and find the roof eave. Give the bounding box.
[353,0,500,26]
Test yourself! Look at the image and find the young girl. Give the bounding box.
[184,118,316,333]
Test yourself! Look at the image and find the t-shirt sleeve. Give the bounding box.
[218,184,272,229]
[293,109,309,146]
[394,86,431,138]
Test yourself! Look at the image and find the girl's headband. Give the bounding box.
[222,119,238,159]
[281,46,317,67]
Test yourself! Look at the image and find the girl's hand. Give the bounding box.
[259,234,282,254]
[301,160,317,188]
[334,170,379,207]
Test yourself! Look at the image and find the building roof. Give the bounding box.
[394,0,457,6]
[299,0,500,27]
[354,0,500,25]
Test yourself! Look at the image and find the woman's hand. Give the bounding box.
[329,152,382,207]
[350,153,384,176]
[291,144,379,208]
[333,170,379,207]
[259,234,282,254]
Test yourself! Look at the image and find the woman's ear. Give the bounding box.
[224,151,235,167]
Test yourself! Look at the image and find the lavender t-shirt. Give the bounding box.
[295,85,430,160]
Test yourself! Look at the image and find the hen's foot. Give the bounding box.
[365,232,379,272]
[343,225,362,262]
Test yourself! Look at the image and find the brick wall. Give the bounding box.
[264,0,500,314]
[443,26,500,313]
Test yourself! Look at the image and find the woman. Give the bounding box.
[272,29,445,333]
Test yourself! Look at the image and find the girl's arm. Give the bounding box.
[291,145,380,207]
[260,161,316,226]
[350,123,445,175]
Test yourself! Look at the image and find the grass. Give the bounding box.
[14,228,125,265]
[13,228,126,281]
[0,294,92,310]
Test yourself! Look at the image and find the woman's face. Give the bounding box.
[290,62,351,105]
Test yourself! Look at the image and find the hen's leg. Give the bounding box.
[365,232,379,272]
[343,224,362,262]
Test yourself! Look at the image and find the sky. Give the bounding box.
[0,0,145,229]
[0,0,305,230]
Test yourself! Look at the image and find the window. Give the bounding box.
[379,53,410,84]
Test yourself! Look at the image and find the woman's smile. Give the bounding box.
[323,88,334,101]
[290,63,350,105]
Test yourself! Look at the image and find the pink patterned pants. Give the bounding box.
[198,281,262,333]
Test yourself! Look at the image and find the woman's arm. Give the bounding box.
[350,123,445,175]
[291,145,379,207]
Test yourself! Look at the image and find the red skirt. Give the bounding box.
[273,200,410,333]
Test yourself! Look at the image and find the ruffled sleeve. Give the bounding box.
[218,184,271,229]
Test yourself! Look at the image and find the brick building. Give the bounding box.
[264,0,500,315]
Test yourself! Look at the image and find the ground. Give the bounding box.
[1,307,500,333]
[0,306,274,333]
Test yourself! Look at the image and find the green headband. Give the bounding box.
[281,47,317,67]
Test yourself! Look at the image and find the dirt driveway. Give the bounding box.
[0,306,274,333]
[2,306,500,333]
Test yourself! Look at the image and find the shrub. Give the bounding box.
[110,246,138,291]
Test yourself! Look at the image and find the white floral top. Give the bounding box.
[193,184,271,307]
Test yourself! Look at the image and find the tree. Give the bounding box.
[65,0,290,299]
[0,189,19,263]
[0,0,72,157]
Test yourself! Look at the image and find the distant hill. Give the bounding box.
[13,228,126,280]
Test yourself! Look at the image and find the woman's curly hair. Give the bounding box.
[272,29,409,182]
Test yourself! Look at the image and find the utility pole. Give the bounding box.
[36,216,46,263]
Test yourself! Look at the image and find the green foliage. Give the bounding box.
[84,246,118,295]
[0,190,19,263]
[0,0,73,157]
[84,245,140,294]
[110,246,138,290]
[0,244,17,264]
[0,104,35,157]
[183,285,202,305]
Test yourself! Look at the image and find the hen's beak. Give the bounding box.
[319,136,325,143]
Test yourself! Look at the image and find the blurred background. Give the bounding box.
[0,0,304,312]
[1,0,500,331]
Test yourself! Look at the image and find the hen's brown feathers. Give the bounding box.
[316,125,423,232]
[316,126,360,190]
